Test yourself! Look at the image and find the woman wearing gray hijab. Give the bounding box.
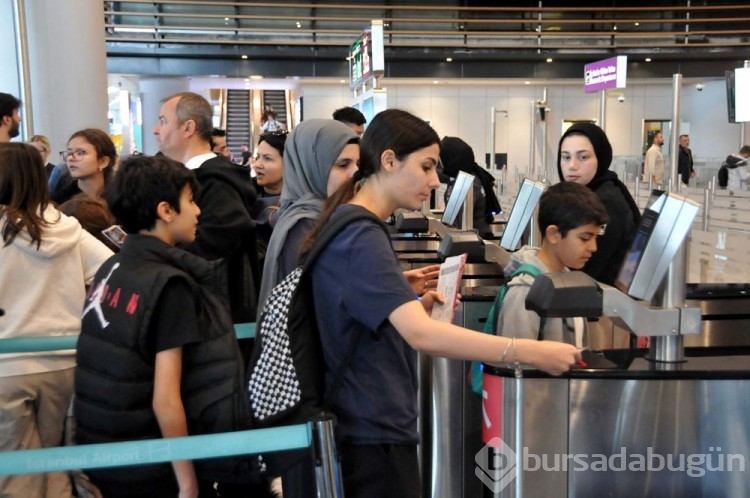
[257,119,360,312]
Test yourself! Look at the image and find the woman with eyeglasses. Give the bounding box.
[28,135,55,178]
[251,131,287,272]
[0,143,112,497]
[51,128,117,206]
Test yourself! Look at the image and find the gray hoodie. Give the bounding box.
[495,245,578,345]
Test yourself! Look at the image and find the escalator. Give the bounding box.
[225,89,252,159]
[262,89,289,129]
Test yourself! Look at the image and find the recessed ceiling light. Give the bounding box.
[645,57,652,62]
[546,57,553,63]
[433,80,439,84]
[224,17,229,21]
[446,57,453,62]
[250,75,264,80]
[340,79,346,83]
[613,25,618,31]
[524,81,531,85]
[241,55,248,59]
[634,22,640,26]
[296,22,301,28]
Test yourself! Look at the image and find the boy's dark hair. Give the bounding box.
[332,106,366,126]
[106,154,199,234]
[740,145,750,156]
[538,182,608,237]
[0,93,20,120]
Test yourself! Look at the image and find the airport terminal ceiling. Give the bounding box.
[105,1,750,79]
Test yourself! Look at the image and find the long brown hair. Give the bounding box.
[0,143,53,249]
[300,109,439,258]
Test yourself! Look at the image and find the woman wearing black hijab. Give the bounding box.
[439,136,502,239]
[557,122,641,285]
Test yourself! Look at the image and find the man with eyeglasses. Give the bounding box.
[0,93,21,143]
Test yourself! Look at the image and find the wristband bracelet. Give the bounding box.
[511,337,523,379]
[500,338,514,363]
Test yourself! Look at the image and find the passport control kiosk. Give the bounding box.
[481,192,750,497]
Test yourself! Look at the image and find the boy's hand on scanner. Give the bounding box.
[521,340,581,376]
[404,264,441,295]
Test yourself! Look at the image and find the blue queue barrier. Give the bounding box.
[0,420,344,498]
[0,425,310,476]
[0,323,256,353]
[0,322,346,496]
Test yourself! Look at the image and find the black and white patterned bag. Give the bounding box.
[247,206,386,428]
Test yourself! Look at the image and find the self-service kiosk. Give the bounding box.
[481,192,750,497]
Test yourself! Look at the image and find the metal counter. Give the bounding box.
[481,348,750,497]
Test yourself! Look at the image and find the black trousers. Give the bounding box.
[340,443,420,498]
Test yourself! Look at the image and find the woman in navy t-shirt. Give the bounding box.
[302,109,582,498]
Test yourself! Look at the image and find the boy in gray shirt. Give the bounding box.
[496,182,608,345]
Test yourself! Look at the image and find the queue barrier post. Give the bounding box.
[311,413,345,498]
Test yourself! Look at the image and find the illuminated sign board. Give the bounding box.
[584,56,627,93]
[349,20,384,90]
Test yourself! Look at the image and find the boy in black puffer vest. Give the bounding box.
[75,155,265,498]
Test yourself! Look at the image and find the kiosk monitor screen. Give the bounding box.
[614,207,659,295]
[499,179,546,250]
[613,192,700,300]
[441,171,475,226]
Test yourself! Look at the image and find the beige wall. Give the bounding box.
[299,79,749,184]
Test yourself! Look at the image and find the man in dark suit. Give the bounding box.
[154,91,260,324]
[678,134,696,186]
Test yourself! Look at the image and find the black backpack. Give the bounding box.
[718,164,729,188]
[247,206,386,430]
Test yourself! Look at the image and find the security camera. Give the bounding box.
[696,83,704,91]
[617,95,625,103]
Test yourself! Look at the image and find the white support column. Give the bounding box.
[0,1,22,138]
[23,0,108,155]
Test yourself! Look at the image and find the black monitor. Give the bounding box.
[499,179,546,251]
[736,67,750,123]
[645,189,665,210]
[726,70,736,123]
[441,171,475,226]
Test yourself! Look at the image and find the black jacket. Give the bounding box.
[181,156,260,322]
[75,235,252,484]
[585,176,641,286]
[678,145,694,185]
[439,136,502,238]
